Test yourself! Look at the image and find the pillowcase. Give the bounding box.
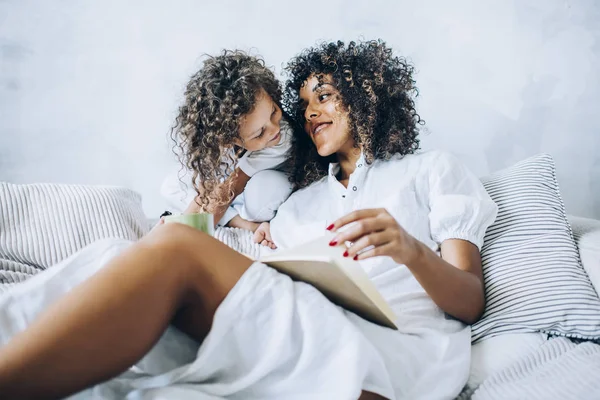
[471,154,600,343]
[0,182,151,290]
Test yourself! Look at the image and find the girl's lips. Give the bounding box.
[269,131,281,143]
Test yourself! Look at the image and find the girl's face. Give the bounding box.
[237,90,283,151]
[299,74,353,157]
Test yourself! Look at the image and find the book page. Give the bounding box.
[260,234,398,329]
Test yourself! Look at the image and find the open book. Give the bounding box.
[259,233,398,329]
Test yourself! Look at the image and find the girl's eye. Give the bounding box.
[319,93,330,102]
[272,105,277,115]
[255,129,265,139]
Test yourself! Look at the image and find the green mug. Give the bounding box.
[163,213,215,236]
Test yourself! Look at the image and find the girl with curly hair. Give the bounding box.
[0,40,496,400]
[160,50,293,248]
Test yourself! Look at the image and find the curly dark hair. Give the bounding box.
[283,39,423,189]
[171,50,282,210]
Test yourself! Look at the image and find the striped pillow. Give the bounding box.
[471,154,600,343]
[0,183,151,291]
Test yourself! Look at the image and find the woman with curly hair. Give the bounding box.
[0,40,496,400]
[269,39,498,398]
[160,50,293,247]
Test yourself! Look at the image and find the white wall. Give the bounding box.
[1,0,599,218]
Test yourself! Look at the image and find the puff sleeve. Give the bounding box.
[427,151,498,250]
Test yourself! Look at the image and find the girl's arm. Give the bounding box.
[226,215,260,232]
[184,168,251,227]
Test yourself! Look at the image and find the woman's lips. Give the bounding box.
[313,122,332,136]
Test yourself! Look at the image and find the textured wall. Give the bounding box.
[1,0,598,218]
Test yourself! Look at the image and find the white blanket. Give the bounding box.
[0,238,389,400]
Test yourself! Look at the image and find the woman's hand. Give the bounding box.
[328,208,421,264]
[253,222,277,249]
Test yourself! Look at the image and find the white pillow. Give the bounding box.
[472,154,600,343]
[0,182,150,290]
[569,215,600,294]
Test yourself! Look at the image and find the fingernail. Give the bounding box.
[343,250,349,257]
[353,255,358,261]
[329,241,338,246]
[326,224,335,231]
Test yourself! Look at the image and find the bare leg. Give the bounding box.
[0,223,253,400]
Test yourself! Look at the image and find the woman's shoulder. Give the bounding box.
[393,149,456,163]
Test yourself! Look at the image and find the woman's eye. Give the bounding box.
[256,130,265,139]
[318,93,330,101]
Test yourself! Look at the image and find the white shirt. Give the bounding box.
[270,150,498,399]
[218,119,292,225]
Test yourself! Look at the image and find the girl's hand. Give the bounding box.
[253,222,277,249]
[150,217,166,232]
[328,208,421,264]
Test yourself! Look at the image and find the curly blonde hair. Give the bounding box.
[171,50,282,210]
[283,40,423,189]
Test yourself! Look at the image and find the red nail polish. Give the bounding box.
[343,250,349,257]
[353,255,358,261]
[329,241,337,246]
[326,224,335,231]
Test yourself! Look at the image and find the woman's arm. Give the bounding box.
[401,238,484,324]
[184,168,251,226]
[328,209,485,324]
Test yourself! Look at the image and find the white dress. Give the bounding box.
[270,150,498,399]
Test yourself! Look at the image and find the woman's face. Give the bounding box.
[299,74,353,157]
[237,89,283,151]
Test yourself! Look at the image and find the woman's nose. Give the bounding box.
[305,105,320,121]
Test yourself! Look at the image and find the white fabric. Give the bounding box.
[0,239,132,345]
[469,337,600,400]
[0,182,150,292]
[212,226,262,260]
[464,333,547,393]
[270,150,498,399]
[569,215,600,294]
[0,239,390,400]
[160,121,292,225]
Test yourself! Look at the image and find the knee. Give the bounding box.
[243,170,292,221]
[144,223,210,265]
